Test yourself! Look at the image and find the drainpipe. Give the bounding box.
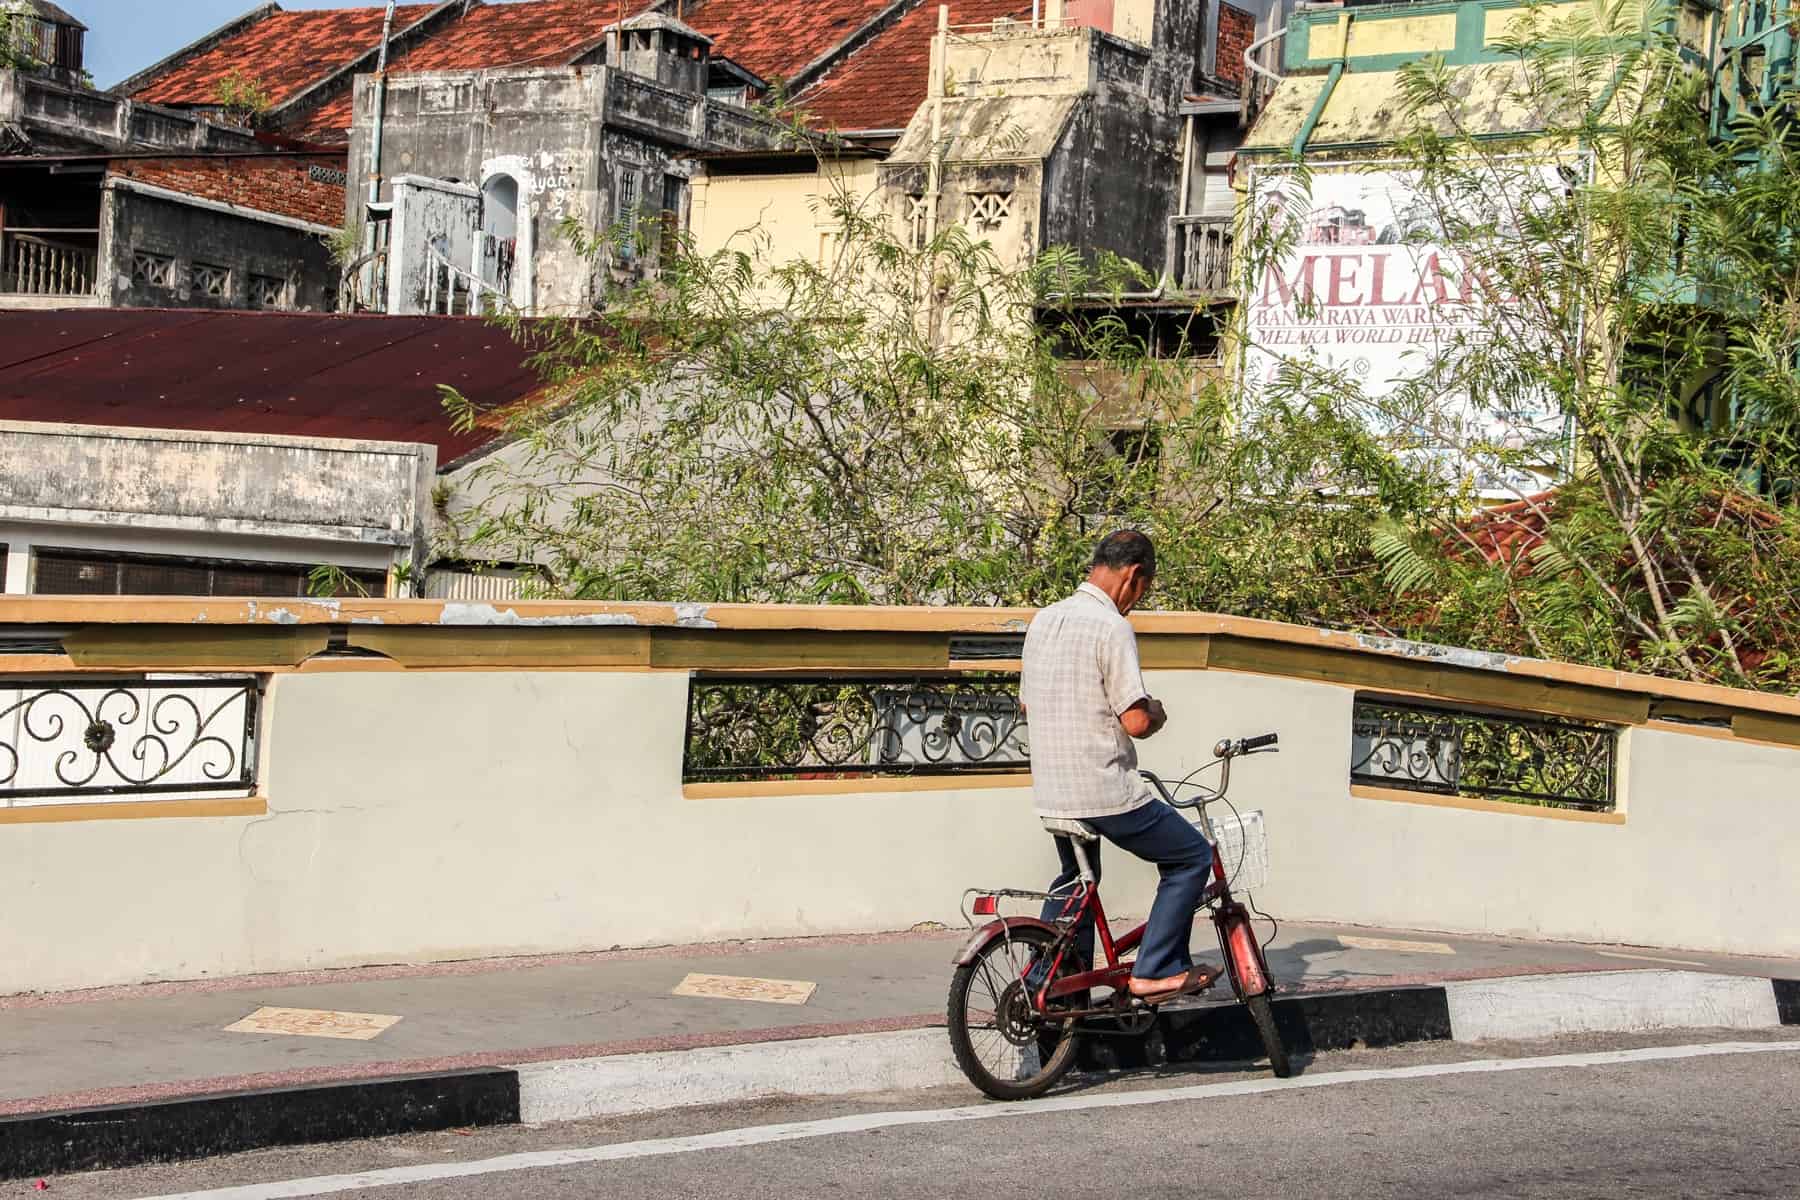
[1291,60,1342,158]
[367,0,398,206]
[925,5,947,245]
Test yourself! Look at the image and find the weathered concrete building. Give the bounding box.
[0,420,431,598]
[0,152,345,311]
[345,14,784,316]
[0,309,551,595]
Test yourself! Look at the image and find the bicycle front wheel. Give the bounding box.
[946,926,1081,1100]
[1247,991,1292,1078]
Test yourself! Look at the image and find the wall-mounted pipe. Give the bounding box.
[366,0,399,206]
[1291,60,1343,158]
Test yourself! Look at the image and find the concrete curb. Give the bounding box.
[3,971,1795,1180]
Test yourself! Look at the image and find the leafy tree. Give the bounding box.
[1238,0,1800,690]
[439,165,1422,620]
[444,6,1800,694]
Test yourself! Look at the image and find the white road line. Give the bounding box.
[136,1041,1800,1200]
[1593,949,1707,967]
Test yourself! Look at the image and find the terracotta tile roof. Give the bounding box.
[129,5,440,111]
[796,0,1029,132]
[286,0,625,143]
[106,154,348,229]
[680,0,896,83]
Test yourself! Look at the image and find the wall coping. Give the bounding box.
[0,597,1795,723]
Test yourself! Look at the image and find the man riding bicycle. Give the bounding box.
[1021,530,1221,1001]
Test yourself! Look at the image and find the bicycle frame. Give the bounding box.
[972,744,1280,1022]
[1032,837,1270,1015]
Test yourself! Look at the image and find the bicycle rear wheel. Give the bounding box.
[946,926,1081,1100]
[1246,991,1291,1078]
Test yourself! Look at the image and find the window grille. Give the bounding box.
[308,165,349,186]
[190,261,231,298]
[967,191,1012,231]
[249,273,289,309]
[1350,695,1617,812]
[684,674,1028,783]
[0,676,260,805]
[618,170,641,261]
[131,250,175,288]
[32,549,385,599]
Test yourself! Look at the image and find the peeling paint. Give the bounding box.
[437,602,640,628]
[673,603,717,629]
[1351,632,1521,673]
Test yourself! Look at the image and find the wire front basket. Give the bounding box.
[1205,808,1270,893]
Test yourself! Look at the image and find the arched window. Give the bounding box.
[480,173,520,298]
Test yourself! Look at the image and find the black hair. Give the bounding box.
[1090,529,1155,577]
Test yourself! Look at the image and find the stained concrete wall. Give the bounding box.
[881,26,1183,277]
[99,186,338,312]
[348,66,782,316]
[1,68,258,155]
[1,643,1796,992]
[0,421,435,548]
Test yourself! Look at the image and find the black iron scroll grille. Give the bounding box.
[1350,696,1616,812]
[0,678,259,802]
[685,675,1029,782]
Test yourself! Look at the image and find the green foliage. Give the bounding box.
[446,0,1800,693]
[1240,0,1800,690]
[441,179,1414,623]
[214,69,274,124]
[0,5,43,71]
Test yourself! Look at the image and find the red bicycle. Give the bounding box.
[947,733,1288,1099]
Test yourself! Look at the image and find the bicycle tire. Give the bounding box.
[1246,991,1291,1078]
[946,926,1081,1101]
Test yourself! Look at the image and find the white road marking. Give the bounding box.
[134,1040,1800,1200]
[1594,949,1706,967]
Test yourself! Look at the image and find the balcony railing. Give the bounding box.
[1173,215,1234,295]
[1,230,99,298]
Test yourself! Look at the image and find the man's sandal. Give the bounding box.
[1126,963,1224,1000]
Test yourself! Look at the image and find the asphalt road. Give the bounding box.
[33,1028,1800,1200]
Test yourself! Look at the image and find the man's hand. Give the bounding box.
[1120,697,1168,739]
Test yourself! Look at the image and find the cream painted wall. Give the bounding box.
[690,160,883,269]
[1143,669,1800,957]
[2,665,1796,993]
[0,670,1147,994]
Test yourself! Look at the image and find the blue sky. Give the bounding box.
[66,1,530,90]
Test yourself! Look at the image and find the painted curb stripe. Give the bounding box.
[1775,978,1800,1025]
[0,1070,518,1183]
[1080,985,1451,1071]
[132,1041,1800,1200]
[8,977,1796,1180]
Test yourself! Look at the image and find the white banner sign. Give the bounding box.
[1243,162,1577,491]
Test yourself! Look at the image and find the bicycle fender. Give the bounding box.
[952,917,1060,965]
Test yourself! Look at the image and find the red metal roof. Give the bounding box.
[129,5,440,112]
[106,154,347,228]
[796,0,1030,132]
[0,310,543,464]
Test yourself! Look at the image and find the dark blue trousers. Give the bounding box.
[1039,799,1214,980]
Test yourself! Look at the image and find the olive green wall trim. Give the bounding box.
[62,626,330,670]
[1205,637,1654,725]
[346,626,653,668]
[1137,634,1212,669]
[1732,712,1800,748]
[647,629,952,671]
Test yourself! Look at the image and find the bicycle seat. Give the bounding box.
[1040,817,1099,843]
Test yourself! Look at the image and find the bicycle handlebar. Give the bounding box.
[1141,731,1278,809]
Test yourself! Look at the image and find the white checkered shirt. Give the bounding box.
[1021,582,1154,819]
